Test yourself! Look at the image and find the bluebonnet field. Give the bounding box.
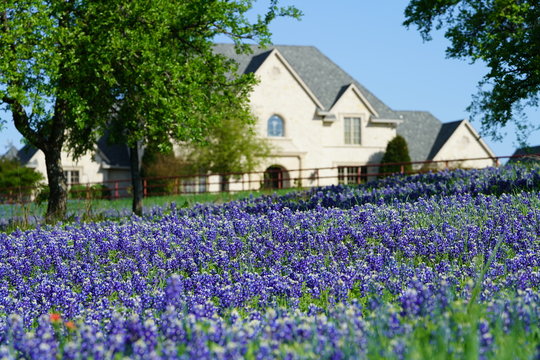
[1,164,540,359]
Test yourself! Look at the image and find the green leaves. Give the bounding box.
[404,0,540,141]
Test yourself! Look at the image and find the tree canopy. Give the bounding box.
[90,0,299,214]
[404,0,540,141]
[183,106,272,180]
[1,0,301,218]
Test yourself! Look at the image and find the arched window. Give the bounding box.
[267,115,285,137]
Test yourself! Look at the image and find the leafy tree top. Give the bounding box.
[404,0,540,141]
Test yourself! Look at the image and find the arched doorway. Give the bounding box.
[263,165,290,189]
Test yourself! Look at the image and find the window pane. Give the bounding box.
[352,118,361,144]
[344,118,351,144]
[268,115,284,137]
[71,171,80,184]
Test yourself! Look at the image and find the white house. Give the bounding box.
[6,44,496,193]
[213,44,496,189]
[9,135,132,197]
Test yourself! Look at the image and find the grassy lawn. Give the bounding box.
[0,187,299,232]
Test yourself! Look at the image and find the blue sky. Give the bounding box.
[1,0,538,158]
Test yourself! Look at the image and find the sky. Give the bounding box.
[1,0,539,159]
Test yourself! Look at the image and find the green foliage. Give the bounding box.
[403,0,540,141]
[68,184,111,200]
[0,158,43,201]
[379,135,412,176]
[182,107,272,179]
[82,0,299,213]
[1,0,301,218]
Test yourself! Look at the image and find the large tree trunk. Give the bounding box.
[7,96,69,221]
[129,142,144,216]
[44,150,68,222]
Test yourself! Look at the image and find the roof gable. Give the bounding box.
[427,119,495,161]
[329,84,379,116]
[213,43,397,116]
[17,145,39,165]
[426,120,464,160]
[261,49,324,109]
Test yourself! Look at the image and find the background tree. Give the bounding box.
[379,135,412,176]
[0,158,43,202]
[83,0,300,215]
[183,107,272,192]
[403,0,540,141]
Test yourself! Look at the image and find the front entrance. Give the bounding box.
[263,165,290,189]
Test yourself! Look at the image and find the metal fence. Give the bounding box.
[1,153,539,204]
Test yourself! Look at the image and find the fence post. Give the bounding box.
[115,181,119,199]
[143,179,147,197]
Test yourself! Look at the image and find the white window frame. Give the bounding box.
[63,169,80,185]
[343,116,362,145]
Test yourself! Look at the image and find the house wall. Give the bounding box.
[26,149,107,185]
[432,122,496,169]
[249,52,398,188]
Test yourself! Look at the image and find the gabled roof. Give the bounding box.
[426,120,464,160]
[17,145,39,165]
[215,43,493,163]
[13,135,130,168]
[1,145,19,161]
[96,134,130,168]
[213,44,397,117]
[395,111,443,162]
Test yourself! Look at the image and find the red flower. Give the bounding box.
[65,321,77,330]
[49,313,62,323]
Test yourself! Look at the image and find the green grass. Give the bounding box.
[0,187,299,232]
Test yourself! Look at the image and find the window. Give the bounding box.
[338,166,367,185]
[63,170,80,185]
[344,117,361,144]
[267,115,284,137]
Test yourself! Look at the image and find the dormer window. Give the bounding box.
[267,115,285,137]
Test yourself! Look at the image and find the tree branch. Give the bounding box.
[2,95,45,149]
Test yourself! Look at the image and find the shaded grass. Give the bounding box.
[0,187,299,233]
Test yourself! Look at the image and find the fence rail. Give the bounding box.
[1,153,539,204]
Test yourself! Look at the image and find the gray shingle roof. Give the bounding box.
[395,111,443,162]
[213,44,397,118]
[13,136,130,168]
[96,134,130,168]
[1,145,19,161]
[426,120,464,160]
[17,145,38,165]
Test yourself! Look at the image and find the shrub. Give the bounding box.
[0,158,44,202]
[379,135,412,176]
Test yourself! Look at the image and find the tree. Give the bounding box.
[379,135,412,176]
[1,1,301,219]
[0,158,43,202]
[1,1,125,220]
[183,107,272,191]
[83,0,300,215]
[403,1,540,141]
